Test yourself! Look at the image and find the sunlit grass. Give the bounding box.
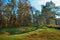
[0,26,60,40]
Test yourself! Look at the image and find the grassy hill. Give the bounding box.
[0,26,60,40]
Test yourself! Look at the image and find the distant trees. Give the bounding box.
[0,0,58,28]
[41,1,56,25]
[0,0,32,28]
[33,10,41,26]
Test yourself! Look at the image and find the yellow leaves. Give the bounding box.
[15,21,19,26]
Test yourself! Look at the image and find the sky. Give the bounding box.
[29,0,60,11]
[1,0,60,18]
[29,0,60,18]
[2,0,60,11]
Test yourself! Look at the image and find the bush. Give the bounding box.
[0,26,38,34]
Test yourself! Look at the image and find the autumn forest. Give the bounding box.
[0,0,60,40]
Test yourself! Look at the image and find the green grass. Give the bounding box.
[0,26,60,40]
[0,26,37,35]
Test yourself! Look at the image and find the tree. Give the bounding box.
[0,1,3,28]
[18,0,31,26]
[33,10,40,26]
[41,1,56,25]
[3,3,11,27]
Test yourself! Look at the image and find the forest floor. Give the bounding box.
[0,26,60,40]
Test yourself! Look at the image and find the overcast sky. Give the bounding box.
[2,0,60,18]
[3,0,60,11]
[30,0,60,11]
